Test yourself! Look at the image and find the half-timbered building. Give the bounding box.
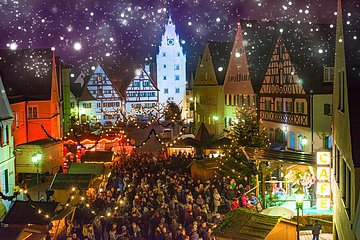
[123,65,159,119]
[79,64,122,126]
[258,23,335,153]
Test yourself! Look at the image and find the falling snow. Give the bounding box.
[0,0,338,76]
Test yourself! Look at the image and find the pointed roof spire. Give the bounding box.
[167,5,173,25]
[0,76,14,120]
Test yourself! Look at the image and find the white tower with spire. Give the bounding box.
[156,12,186,111]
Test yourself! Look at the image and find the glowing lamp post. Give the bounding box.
[32,152,42,200]
[294,190,304,240]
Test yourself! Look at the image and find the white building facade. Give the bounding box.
[156,14,186,113]
[124,65,159,115]
[0,76,16,210]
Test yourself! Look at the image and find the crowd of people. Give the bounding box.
[65,152,257,240]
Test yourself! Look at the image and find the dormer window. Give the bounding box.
[324,66,334,83]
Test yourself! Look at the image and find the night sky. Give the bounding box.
[0,0,337,77]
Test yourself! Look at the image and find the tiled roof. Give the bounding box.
[207,41,233,85]
[0,48,55,103]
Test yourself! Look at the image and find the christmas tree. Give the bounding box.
[217,106,269,178]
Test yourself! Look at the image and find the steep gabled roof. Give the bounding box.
[281,23,335,94]
[207,41,233,85]
[122,65,159,94]
[79,87,96,101]
[241,20,278,92]
[0,49,55,103]
[241,20,335,94]
[0,76,14,120]
[195,123,211,144]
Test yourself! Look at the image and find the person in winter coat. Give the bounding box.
[231,198,239,210]
[213,189,221,213]
[189,225,200,240]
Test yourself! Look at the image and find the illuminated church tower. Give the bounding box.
[156,12,186,110]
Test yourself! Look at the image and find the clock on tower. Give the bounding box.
[167,38,174,46]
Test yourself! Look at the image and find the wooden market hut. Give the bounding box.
[2,201,74,240]
[190,158,220,181]
[213,208,297,240]
[49,173,95,203]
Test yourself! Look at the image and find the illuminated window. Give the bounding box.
[28,107,38,118]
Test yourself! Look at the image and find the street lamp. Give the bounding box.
[32,152,42,200]
[294,191,304,240]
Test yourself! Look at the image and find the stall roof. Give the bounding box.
[2,201,59,225]
[16,138,63,148]
[213,208,293,240]
[67,162,105,176]
[49,173,94,190]
[0,227,24,239]
[244,147,316,165]
[82,151,113,163]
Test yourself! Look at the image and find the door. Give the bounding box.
[289,132,295,149]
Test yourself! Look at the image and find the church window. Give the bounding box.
[164,88,169,94]
[175,88,180,93]
[174,64,180,70]
[175,75,180,81]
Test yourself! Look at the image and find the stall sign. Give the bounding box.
[316,151,331,210]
